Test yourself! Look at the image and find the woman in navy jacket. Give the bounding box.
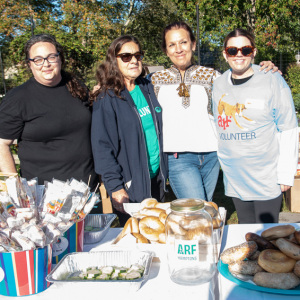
[91,35,167,225]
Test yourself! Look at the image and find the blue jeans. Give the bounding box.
[168,152,220,201]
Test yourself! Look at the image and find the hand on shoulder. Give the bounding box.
[259,61,282,75]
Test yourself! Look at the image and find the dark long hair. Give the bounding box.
[24,34,88,102]
[92,35,145,101]
[161,21,196,54]
[223,28,256,49]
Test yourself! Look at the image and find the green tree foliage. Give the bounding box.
[125,0,178,67]
[0,0,299,91]
[173,0,299,73]
[174,0,299,50]
[0,0,114,89]
[52,0,113,85]
[0,0,57,89]
[287,64,300,113]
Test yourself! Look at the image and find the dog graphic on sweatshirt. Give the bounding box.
[218,94,255,130]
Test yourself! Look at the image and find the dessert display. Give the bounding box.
[114,198,224,245]
[0,174,99,252]
[220,224,300,290]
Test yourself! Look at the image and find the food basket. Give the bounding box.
[46,250,154,291]
[84,213,116,244]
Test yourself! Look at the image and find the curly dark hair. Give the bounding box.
[91,35,145,101]
[24,34,88,102]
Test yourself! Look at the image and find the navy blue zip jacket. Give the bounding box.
[91,77,168,203]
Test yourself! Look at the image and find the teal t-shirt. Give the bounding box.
[130,85,160,178]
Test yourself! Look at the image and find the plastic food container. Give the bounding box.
[84,214,116,244]
[46,250,154,291]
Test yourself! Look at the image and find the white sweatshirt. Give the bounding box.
[212,65,299,200]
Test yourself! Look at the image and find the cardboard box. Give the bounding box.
[286,176,300,212]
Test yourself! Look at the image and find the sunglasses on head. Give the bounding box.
[116,52,144,62]
[225,46,254,57]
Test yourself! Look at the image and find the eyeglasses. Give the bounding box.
[225,46,254,57]
[116,52,144,62]
[28,53,60,66]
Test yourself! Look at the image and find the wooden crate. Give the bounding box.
[286,176,300,212]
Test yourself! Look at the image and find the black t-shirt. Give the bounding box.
[0,76,98,189]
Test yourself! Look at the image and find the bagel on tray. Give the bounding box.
[220,224,300,290]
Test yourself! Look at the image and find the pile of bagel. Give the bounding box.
[220,224,300,290]
[114,198,223,245]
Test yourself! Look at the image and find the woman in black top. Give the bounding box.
[0,34,98,189]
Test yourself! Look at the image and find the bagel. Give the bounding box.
[120,217,139,238]
[139,216,165,242]
[286,233,297,244]
[131,233,149,244]
[248,250,261,261]
[228,260,263,275]
[166,219,187,236]
[140,207,165,218]
[258,249,296,273]
[179,217,206,230]
[275,238,300,260]
[159,212,167,224]
[203,203,219,218]
[158,232,166,244]
[261,225,295,240]
[294,260,300,277]
[295,231,300,244]
[245,232,276,251]
[140,198,158,209]
[205,201,219,211]
[186,226,211,241]
[253,272,300,290]
[132,212,147,220]
[212,217,222,229]
[220,241,258,264]
[155,202,170,210]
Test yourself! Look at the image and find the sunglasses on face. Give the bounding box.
[116,52,144,62]
[225,46,254,57]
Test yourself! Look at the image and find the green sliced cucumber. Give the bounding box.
[125,271,141,280]
[101,266,114,275]
[98,273,110,280]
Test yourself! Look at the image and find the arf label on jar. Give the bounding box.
[175,240,199,261]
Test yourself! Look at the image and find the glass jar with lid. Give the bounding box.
[165,198,217,285]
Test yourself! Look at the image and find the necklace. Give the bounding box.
[176,83,191,108]
[177,83,190,97]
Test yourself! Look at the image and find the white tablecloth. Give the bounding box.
[2,223,300,300]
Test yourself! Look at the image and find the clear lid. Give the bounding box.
[170,198,205,212]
